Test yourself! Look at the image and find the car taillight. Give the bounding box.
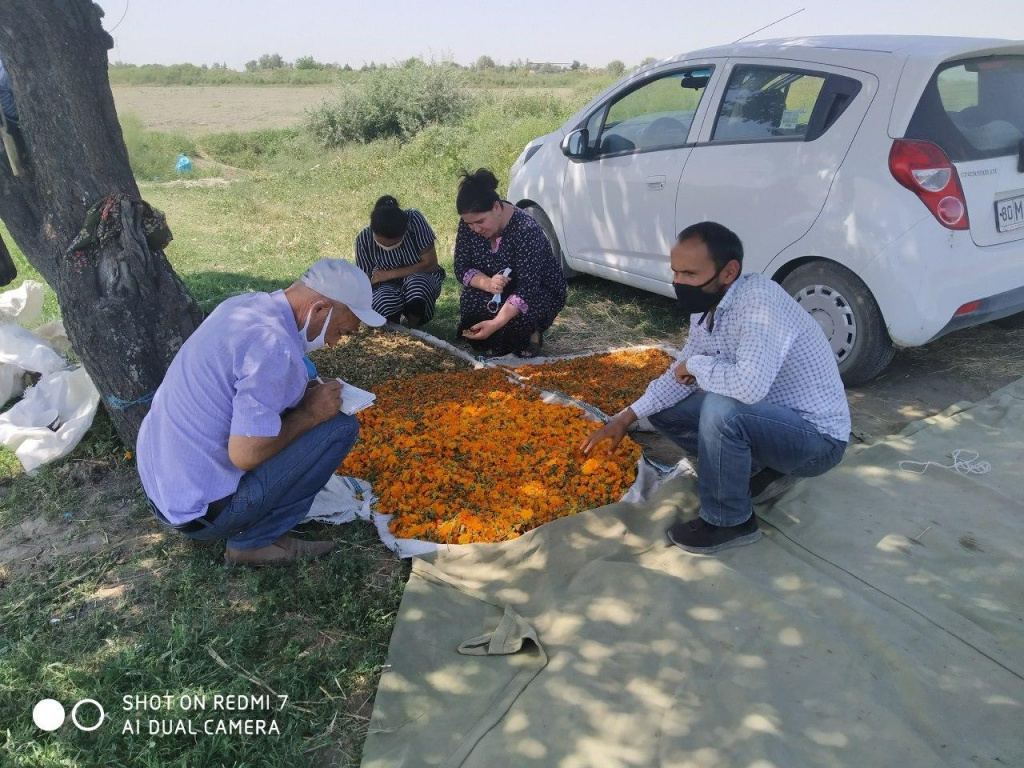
[889,139,970,230]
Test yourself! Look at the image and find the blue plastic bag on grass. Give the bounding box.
[175,154,193,173]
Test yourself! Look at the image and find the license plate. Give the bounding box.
[995,193,1024,232]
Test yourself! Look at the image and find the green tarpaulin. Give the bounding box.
[364,380,1024,768]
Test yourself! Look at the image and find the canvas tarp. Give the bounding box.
[361,378,1024,768]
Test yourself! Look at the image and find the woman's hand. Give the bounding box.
[462,319,501,341]
[488,273,510,293]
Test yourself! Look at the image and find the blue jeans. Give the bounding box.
[648,392,846,527]
[179,412,359,549]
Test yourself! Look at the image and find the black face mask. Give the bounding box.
[674,268,727,316]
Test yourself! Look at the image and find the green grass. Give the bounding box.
[120,113,220,182]
[0,516,408,766]
[0,82,680,766]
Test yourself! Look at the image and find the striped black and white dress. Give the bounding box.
[354,209,446,323]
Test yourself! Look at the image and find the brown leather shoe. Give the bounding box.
[223,535,335,567]
[278,535,335,560]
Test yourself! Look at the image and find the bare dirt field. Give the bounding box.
[112,85,338,133]
[112,85,576,134]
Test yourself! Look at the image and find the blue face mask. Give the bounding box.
[299,306,333,352]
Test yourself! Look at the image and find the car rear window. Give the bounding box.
[905,55,1024,162]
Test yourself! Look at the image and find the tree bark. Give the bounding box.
[0,232,15,285]
[0,0,203,448]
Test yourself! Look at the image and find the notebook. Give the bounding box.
[338,379,376,416]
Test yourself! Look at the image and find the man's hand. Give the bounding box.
[674,360,696,387]
[301,379,342,425]
[488,273,510,293]
[462,319,500,341]
[370,269,390,285]
[581,408,638,456]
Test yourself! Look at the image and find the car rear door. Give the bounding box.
[673,58,874,275]
[905,54,1024,247]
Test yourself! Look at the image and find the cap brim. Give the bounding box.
[352,307,387,327]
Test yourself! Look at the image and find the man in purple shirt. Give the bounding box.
[137,259,385,566]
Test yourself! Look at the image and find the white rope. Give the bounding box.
[898,449,991,476]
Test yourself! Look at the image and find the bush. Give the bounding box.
[306,64,472,147]
[606,59,625,77]
[198,128,307,170]
[294,55,325,71]
[119,112,200,181]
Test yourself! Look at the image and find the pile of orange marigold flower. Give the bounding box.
[340,367,641,545]
[514,348,673,416]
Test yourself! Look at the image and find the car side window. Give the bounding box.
[712,66,860,143]
[594,68,713,156]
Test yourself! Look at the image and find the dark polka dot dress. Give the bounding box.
[454,205,567,355]
[355,209,445,323]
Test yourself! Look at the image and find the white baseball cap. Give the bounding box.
[299,259,387,327]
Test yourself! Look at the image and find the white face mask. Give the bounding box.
[374,237,405,252]
[299,305,334,352]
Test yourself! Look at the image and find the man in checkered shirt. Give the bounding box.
[583,222,850,554]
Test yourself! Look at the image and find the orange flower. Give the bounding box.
[514,348,673,416]
[339,367,641,544]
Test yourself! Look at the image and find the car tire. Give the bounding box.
[781,261,895,386]
[992,311,1024,330]
[521,204,578,279]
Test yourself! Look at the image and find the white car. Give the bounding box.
[508,36,1024,384]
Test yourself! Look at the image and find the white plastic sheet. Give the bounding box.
[305,474,375,525]
[0,280,45,325]
[0,282,100,472]
[0,323,66,378]
[0,367,101,473]
[0,281,67,407]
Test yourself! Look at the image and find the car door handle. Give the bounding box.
[646,175,666,190]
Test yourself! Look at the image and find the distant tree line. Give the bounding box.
[110,54,662,78]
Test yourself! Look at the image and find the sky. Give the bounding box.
[95,0,1021,69]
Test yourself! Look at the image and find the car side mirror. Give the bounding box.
[561,128,589,159]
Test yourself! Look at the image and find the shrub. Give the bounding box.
[295,55,326,70]
[305,64,472,147]
[606,60,625,77]
[198,128,305,170]
[119,112,200,181]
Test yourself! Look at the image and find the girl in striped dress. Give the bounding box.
[455,169,567,357]
[355,196,445,328]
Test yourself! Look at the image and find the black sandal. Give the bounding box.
[515,332,543,359]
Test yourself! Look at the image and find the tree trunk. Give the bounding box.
[0,232,15,285]
[0,0,204,448]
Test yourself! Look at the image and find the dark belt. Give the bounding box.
[148,495,232,534]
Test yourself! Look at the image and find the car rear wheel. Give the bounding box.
[781,261,895,386]
[521,204,578,279]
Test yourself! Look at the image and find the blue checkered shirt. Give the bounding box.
[631,273,851,441]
